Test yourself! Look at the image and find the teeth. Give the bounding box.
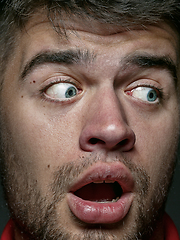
[93,181,104,184]
[112,197,120,202]
[93,180,115,184]
[104,180,115,183]
[96,197,120,203]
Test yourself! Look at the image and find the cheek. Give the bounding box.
[1,100,83,186]
[134,112,179,181]
[14,116,80,158]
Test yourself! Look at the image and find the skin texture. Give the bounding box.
[0,14,180,240]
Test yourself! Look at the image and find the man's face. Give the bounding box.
[0,15,179,240]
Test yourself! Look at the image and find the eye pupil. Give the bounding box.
[147,90,157,102]
[65,86,77,98]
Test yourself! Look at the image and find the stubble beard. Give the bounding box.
[0,124,177,240]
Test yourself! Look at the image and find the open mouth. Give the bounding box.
[74,181,123,203]
[67,162,134,224]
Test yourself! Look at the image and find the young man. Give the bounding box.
[0,0,180,239]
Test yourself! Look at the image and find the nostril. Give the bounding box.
[80,126,136,152]
[89,138,105,145]
[118,139,129,147]
[116,138,135,151]
[88,138,133,151]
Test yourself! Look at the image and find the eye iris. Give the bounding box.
[147,90,157,102]
[65,86,77,98]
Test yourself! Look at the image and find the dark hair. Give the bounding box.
[1,0,180,27]
[0,0,180,88]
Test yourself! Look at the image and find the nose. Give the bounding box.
[79,88,136,152]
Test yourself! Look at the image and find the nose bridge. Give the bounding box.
[90,87,126,128]
[79,86,135,152]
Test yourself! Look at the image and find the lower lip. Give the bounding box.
[67,192,133,224]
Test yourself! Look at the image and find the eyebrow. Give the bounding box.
[124,54,178,83]
[21,49,178,84]
[21,49,95,80]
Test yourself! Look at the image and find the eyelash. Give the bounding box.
[40,78,73,93]
[39,78,79,103]
[131,84,164,101]
[39,78,165,105]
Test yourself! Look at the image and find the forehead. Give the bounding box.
[11,14,180,78]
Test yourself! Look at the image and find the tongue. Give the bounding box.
[74,182,120,202]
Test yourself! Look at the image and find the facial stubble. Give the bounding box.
[0,137,177,240]
[0,101,178,240]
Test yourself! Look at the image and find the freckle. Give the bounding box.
[48,165,50,168]
[21,96,23,98]
[30,82,32,84]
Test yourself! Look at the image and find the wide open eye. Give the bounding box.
[130,86,159,102]
[46,82,78,100]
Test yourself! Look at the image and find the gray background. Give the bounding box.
[0,156,180,236]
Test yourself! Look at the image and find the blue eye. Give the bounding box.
[131,87,158,102]
[147,89,158,102]
[46,82,78,100]
[65,86,77,98]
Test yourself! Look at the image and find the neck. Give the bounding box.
[14,223,30,240]
[149,218,165,240]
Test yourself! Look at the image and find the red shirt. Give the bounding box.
[1,214,179,240]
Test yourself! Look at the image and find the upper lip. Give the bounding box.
[69,162,134,194]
